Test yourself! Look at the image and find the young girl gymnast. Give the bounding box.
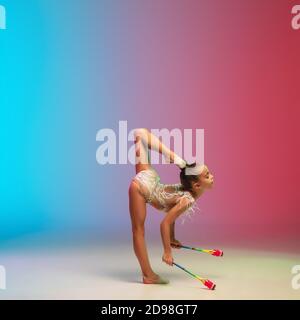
[128,128,214,284]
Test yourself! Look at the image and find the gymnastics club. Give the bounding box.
[173,261,216,290]
[179,245,223,257]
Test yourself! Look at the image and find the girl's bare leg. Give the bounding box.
[129,128,177,284]
[128,181,169,284]
[134,128,186,173]
[133,132,151,174]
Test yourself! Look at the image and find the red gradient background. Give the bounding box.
[117,0,299,251]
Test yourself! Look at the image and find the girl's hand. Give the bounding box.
[170,239,182,249]
[162,252,174,266]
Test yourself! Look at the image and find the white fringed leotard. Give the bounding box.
[131,167,201,224]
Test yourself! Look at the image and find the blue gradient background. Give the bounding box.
[0,1,299,251]
[0,0,131,240]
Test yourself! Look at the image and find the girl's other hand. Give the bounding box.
[162,252,174,266]
[170,239,182,249]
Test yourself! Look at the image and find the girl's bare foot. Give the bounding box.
[142,274,169,284]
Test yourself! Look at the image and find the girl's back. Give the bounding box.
[132,166,200,223]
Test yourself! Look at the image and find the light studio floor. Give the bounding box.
[0,239,299,300]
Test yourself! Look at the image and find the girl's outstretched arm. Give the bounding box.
[170,222,182,249]
[160,198,191,265]
[170,222,175,240]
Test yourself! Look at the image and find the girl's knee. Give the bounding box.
[132,225,145,236]
[134,128,148,139]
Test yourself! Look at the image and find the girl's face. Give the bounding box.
[199,165,214,189]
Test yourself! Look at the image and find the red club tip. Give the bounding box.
[204,280,216,290]
[212,249,223,257]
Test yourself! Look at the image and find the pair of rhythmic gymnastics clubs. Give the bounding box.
[172,245,223,290]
